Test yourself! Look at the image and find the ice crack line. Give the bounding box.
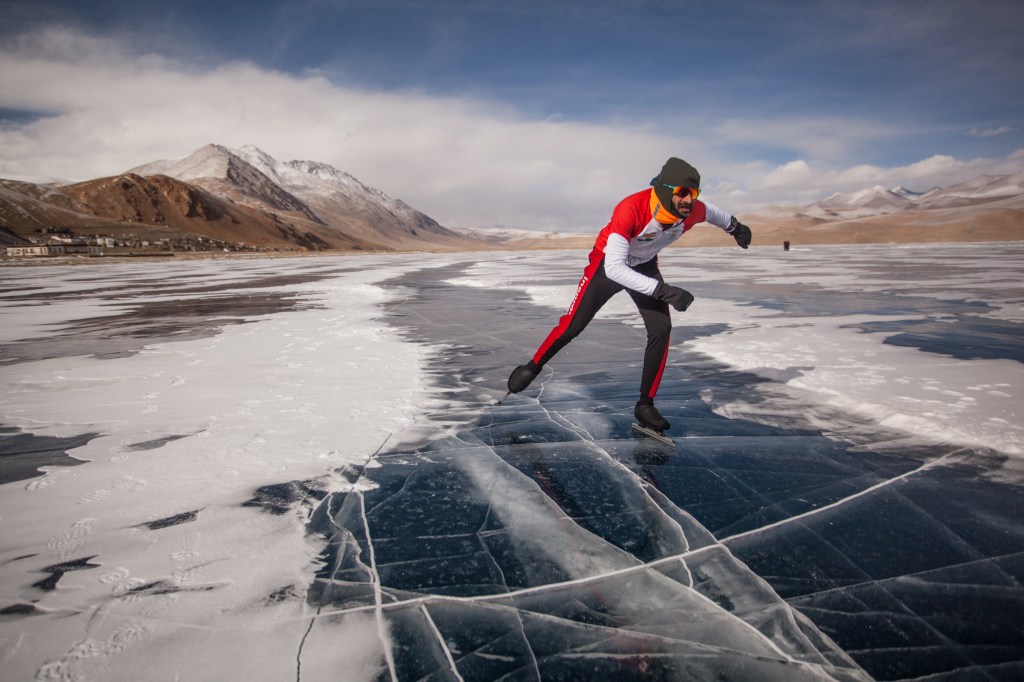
[296,490,346,682]
[529,371,598,441]
[720,447,969,545]
[315,542,716,618]
[583,438,693,565]
[296,430,394,682]
[359,489,398,682]
[419,604,465,682]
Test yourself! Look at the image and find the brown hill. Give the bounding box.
[129,144,488,252]
[716,194,1024,248]
[1,179,116,232]
[57,174,374,251]
[2,143,493,253]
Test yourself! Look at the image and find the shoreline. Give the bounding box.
[3,235,1024,266]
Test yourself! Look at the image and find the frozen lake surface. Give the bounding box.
[1,243,1022,681]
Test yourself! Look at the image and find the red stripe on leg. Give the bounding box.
[646,336,671,399]
[532,253,603,363]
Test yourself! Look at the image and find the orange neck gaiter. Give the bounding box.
[649,188,681,225]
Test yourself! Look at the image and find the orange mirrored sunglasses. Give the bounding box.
[661,184,700,199]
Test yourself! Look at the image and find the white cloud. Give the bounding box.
[968,126,1013,138]
[711,116,914,161]
[0,28,676,230]
[760,160,814,188]
[2,28,1022,229]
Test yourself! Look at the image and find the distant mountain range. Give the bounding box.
[678,171,1024,248]
[0,144,485,252]
[807,173,1024,215]
[2,145,1023,252]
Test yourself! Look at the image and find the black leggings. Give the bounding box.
[532,254,671,401]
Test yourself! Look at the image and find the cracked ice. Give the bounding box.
[1,243,1023,681]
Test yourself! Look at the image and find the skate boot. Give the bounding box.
[634,400,670,433]
[507,361,541,393]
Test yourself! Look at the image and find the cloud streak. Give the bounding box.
[968,126,1014,139]
[1,28,1022,230]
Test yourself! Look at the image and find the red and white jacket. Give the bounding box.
[592,188,734,295]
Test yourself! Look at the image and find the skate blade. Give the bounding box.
[631,423,676,446]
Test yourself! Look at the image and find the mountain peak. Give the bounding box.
[121,143,476,251]
[233,145,286,183]
[816,185,911,210]
[792,172,1024,220]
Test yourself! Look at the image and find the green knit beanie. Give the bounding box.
[650,157,701,216]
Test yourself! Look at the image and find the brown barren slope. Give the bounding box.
[58,174,374,251]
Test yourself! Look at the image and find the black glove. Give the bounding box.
[653,282,694,312]
[726,217,752,249]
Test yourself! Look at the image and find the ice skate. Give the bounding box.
[634,401,670,432]
[632,401,675,445]
[507,361,540,393]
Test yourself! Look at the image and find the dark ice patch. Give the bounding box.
[0,285,327,365]
[0,427,97,484]
[124,434,191,452]
[853,315,1024,363]
[126,580,219,596]
[243,478,330,515]
[33,556,100,592]
[267,585,300,603]
[137,509,202,530]
[0,603,42,617]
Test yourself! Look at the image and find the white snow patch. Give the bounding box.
[0,255,449,681]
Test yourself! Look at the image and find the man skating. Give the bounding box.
[505,157,752,436]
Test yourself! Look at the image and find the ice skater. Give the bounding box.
[505,157,752,436]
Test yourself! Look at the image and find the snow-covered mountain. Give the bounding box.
[711,171,1024,249]
[131,144,322,224]
[818,173,1023,210]
[129,144,479,251]
[0,145,488,252]
[797,172,1024,221]
[815,186,915,215]
[914,173,1024,208]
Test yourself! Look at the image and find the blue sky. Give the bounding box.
[2,0,1022,230]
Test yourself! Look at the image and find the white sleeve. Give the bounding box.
[603,233,659,295]
[702,200,734,230]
